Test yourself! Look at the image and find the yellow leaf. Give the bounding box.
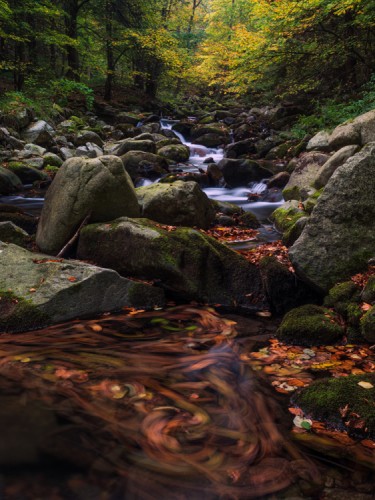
[358,381,374,389]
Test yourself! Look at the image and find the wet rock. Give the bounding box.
[0,166,22,194]
[121,151,169,181]
[282,152,329,201]
[277,304,344,346]
[43,152,63,167]
[0,205,37,234]
[36,155,140,255]
[77,217,266,310]
[306,131,331,152]
[157,144,190,162]
[260,257,318,315]
[0,221,30,246]
[111,139,156,156]
[75,142,104,158]
[289,143,375,292]
[22,120,55,146]
[0,242,164,332]
[75,130,104,147]
[267,171,290,188]
[6,162,48,184]
[225,139,256,158]
[314,145,359,188]
[136,181,215,229]
[218,158,272,187]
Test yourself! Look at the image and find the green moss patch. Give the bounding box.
[293,374,375,440]
[0,290,50,333]
[277,304,344,346]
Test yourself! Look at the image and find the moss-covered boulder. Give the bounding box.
[112,139,156,156]
[36,155,140,255]
[157,144,190,163]
[77,217,266,310]
[120,151,169,181]
[6,162,48,184]
[42,152,63,168]
[260,257,318,315]
[22,120,54,146]
[277,304,344,346]
[293,374,375,440]
[270,201,308,246]
[324,281,361,317]
[218,158,273,187]
[289,143,375,292]
[360,306,375,342]
[238,211,260,229]
[361,275,375,304]
[0,166,22,194]
[0,204,37,234]
[0,221,30,247]
[282,152,329,201]
[0,242,164,333]
[314,145,359,189]
[136,181,215,229]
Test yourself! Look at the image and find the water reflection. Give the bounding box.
[0,307,318,499]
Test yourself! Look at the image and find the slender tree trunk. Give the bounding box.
[104,0,114,101]
[14,42,25,91]
[65,0,80,81]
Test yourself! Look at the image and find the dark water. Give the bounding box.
[0,307,374,500]
[0,124,373,499]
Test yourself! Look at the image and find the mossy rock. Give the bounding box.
[0,290,50,333]
[324,281,361,317]
[238,211,260,229]
[210,199,244,216]
[360,306,375,342]
[270,202,308,246]
[157,144,190,163]
[292,374,375,440]
[77,217,266,310]
[7,162,48,184]
[0,221,30,247]
[282,185,302,201]
[361,275,375,304]
[277,304,344,346]
[260,256,319,315]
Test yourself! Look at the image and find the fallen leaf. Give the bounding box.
[357,381,374,389]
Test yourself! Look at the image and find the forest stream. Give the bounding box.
[0,121,374,500]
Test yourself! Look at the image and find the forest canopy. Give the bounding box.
[1,0,375,104]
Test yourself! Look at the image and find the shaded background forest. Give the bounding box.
[1,0,375,133]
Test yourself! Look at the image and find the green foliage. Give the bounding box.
[291,78,375,137]
[51,79,94,110]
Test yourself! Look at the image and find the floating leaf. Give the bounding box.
[357,381,374,389]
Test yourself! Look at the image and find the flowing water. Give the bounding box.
[0,121,372,499]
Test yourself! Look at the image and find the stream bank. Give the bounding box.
[1,102,375,498]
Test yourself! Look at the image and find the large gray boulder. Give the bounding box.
[314,145,359,189]
[22,120,54,146]
[36,155,140,255]
[0,166,22,194]
[289,143,375,292]
[157,144,190,162]
[77,217,266,310]
[282,152,329,200]
[121,151,169,181]
[136,181,215,229]
[328,109,375,150]
[218,158,272,187]
[111,139,156,156]
[0,242,164,333]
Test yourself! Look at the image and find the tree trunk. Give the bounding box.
[65,0,80,81]
[104,0,114,101]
